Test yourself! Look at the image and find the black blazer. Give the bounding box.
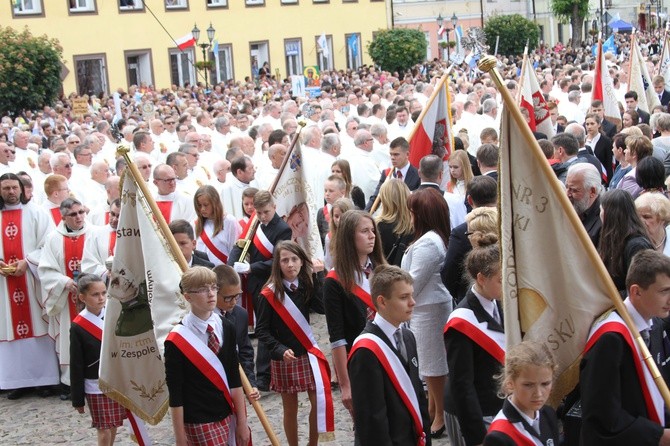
[638,108,651,125]
[580,317,665,445]
[660,90,670,108]
[602,119,618,139]
[70,318,103,408]
[192,250,215,268]
[590,134,613,185]
[228,213,292,303]
[349,321,431,446]
[441,221,472,304]
[483,170,499,183]
[417,182,444,194]
[323,275,369,351]
[444,290,505,446]
[483,399,559,446]
[377,220,413,267]
[316,206,329,247]
[365,165,421,210]
[581,196,602,248]
[221,305,256,387]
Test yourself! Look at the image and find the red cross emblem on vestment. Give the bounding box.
[4,222,18,240]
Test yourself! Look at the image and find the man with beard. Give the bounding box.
[566,163,602,247]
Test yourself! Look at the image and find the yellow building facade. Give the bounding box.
[1,0,387,95]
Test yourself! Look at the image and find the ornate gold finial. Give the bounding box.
[116,144,130,158]
[298,120,307,128]
[478,56,498,74]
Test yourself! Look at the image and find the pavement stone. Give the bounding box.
[0,313,451,445]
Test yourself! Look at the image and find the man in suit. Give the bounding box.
[365,136,420,210]
[591,100,618,139]
[566,163,603,247]
[213,264,260,400]
[653,76,670,108]
[348,265,431,446]
[417,154,444,193]
[168,219,215,268]
[477,144,499,183]
[625,90,651,125]
[565,123,606,184]
[581,250,670,445]
[228,190,292,390]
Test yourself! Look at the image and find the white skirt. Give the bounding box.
[409,301,451,377]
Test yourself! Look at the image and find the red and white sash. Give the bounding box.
[63,233,86,321]
[489,412,541,446]
[108,229,117,257]
[443,307,505,364]
[72,309,152,446]
[156,201,173,224]
[584,312,664,424]
[2,209,34,339]
[200,226,228,264]
[349,333,426,446]
[326,270,375,315]
[50,207,62,226]
[252,224,274,260]
[240,213,255,239]
[323,204,331,224]
[260,285,335,434]
[166,324,235,411]
[104,211,110,226]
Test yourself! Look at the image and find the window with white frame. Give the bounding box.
[13,0,42,15]
[211,45,234,84]
[207,0,227,6]
[345,34,362,70]
[69,0,96,12]
[165,0,187,8]
[316,35,333,71]
[245,0,264,6]
[285,40,303,77]
[169,48,196,87]
[119,0,143,10]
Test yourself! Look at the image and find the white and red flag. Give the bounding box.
[175,33,196,51]
[409,74,453,166]
[519,56,554,138]
[593,35,622,127]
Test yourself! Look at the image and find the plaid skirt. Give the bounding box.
[270,353,316,393]
[185,416,233,446]
[85,393,126,429]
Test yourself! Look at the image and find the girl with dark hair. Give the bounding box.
[256,241,333,446]
[401,187,453,437]
[598,189,653,293]
[324,210,386,416]
[193,185,241,266]
[635,156,668,196]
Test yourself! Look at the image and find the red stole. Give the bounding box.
[104,211,110,226]
[260,286,335,434]
[443,307,505,364]
[166,324,235,411]
[488,418,537,446]
[156,201,173,223]
[200,226,228,264]
[349,333,426,446]
[326,270,375,316]
[2,209,34,339]
[50,207,62,226]
[63,233,86,320]
[252,224,273,260]
[323,205,331,224]
[108,229,117,257]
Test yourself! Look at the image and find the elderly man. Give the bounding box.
[257,143,286,190]
[82,198,121,280]
[0,173,58,400]
[220,156,259,219]
[344,129,383,200]
[0,142,13,174]
[153,164,197,224]
[39,198,92,398]
[566,163,602,247]
[90,175,120,226]
[12,130,37,173]
[300,126,331,206]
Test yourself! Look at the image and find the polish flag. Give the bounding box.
[409,74,452,166]
[437,26,446,37]
[175,33,196,51]
[519,55,554,137]
[593,35,621,127]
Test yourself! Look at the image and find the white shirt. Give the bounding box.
[373,312,402,351]
[472,286,499,322]
[182,311,223,347]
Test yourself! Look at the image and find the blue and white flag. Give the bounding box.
[348,34,359,58]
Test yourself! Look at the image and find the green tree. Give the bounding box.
[550,0,590,48]
[483,14,540,56]
[367,28,427,74]
[0,26,63,116]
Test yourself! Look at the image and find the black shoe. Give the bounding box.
[430,425,446,439]
[256,381,270,392]
[59,384,71,401]
[36,386,54,398]
[7,387,32,400]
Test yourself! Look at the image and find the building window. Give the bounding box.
[169,48,196,87]
[69,0,96,13]
[165,0,187,9]
[284,39,303,77]
[250,41,270,81]
[281,0,298,4]
[207,0,227,6]
[245,0,264,6]
[345,33,362,70]
[125,50,154,90]
[315,35,333,71]
[211,44,234,84]
[119,0,143,11]
[74,54,109,96]
[13,0,43,16]
[313,0,328,3]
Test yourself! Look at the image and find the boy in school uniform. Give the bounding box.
[581,250,670,446]
[164,266,249,446]
[348,265,431,446]
[317,175,346,246]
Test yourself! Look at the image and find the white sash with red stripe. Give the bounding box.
[443,307,505,364]
[489,412,541,446]
[349,333,426,446]
[200,225,229,264]
[73,309,152,446]
[166,324,235,411]
[584,311,664,424]
[252,224,274,259]
[260,285,335,435]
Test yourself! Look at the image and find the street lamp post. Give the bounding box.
[192,23,216,90]
[437,14,444,60]
[450,13,458,62]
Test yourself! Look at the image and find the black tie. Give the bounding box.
[641,329,651,348]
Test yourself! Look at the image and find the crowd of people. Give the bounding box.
[3,27,670,445]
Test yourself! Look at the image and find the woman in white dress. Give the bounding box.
[193,185,241,266]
